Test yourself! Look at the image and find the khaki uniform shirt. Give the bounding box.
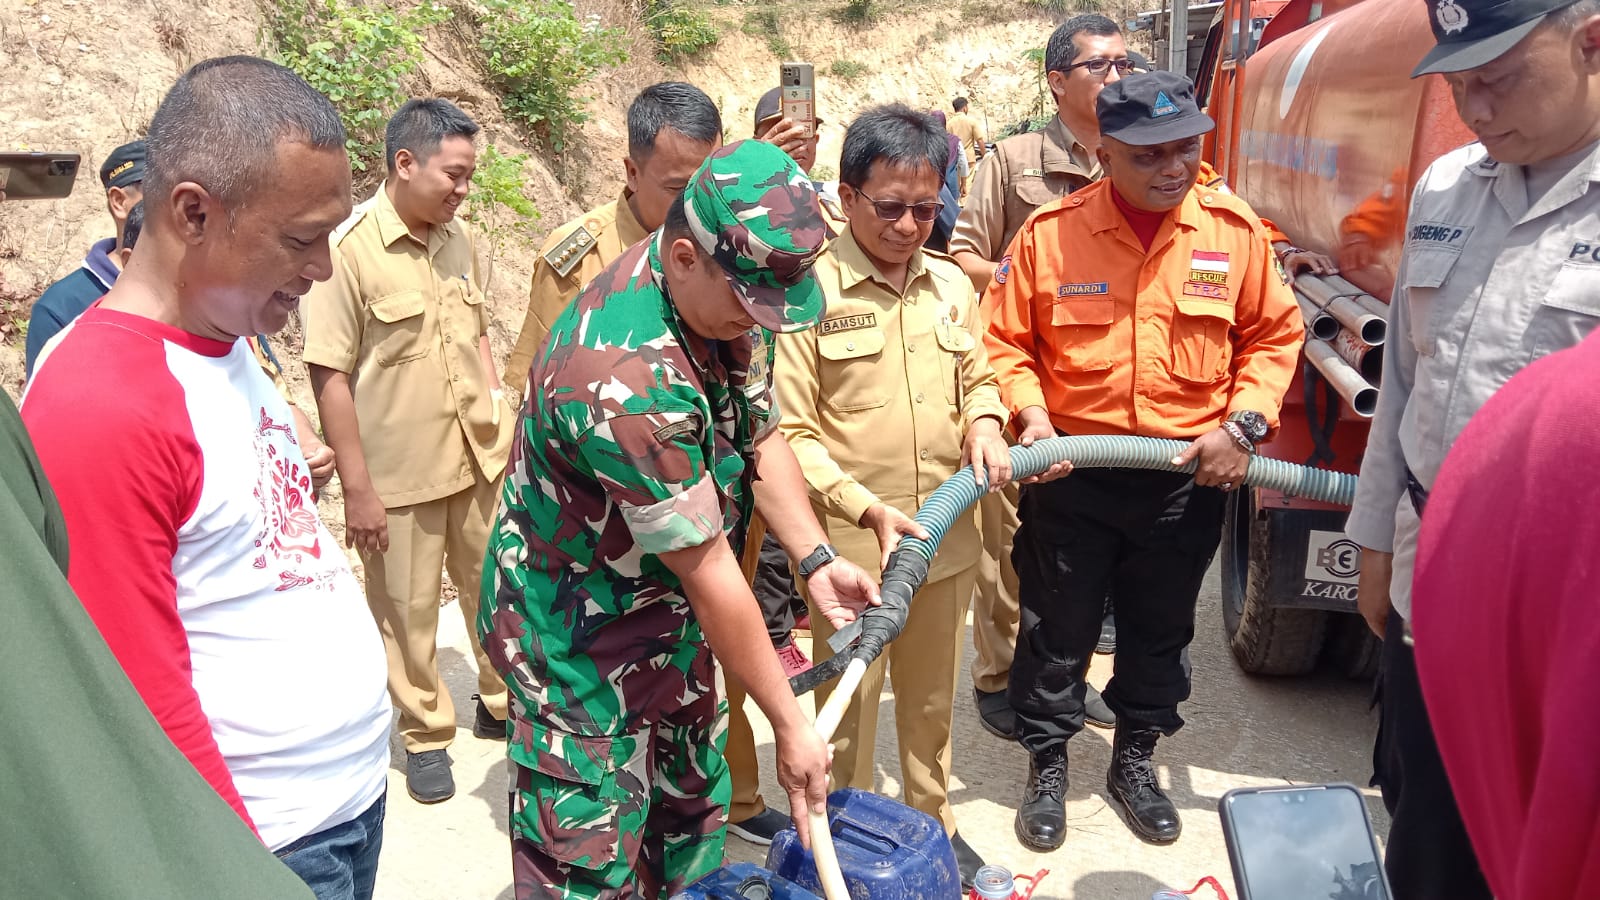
[302,188,513,508]
[950,115,1099,265]
[1348,140,1600,619]
[502,193,648,394]
[947,113,986,167]
[775,231,1008,583]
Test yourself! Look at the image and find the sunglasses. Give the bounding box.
[850,187,944,223]
[1059,57,1136,77]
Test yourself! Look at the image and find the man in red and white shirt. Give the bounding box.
[22,57,390,900]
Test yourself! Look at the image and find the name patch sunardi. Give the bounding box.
[1057,282,1109,297]
[818,312,877,336]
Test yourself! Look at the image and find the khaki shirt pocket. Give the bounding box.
[1048,297,1116,376]
[935,322,976,405]
[817,328,889,413]
[1399,249,1460,357]
[459,277,490,335]
[368,289,430,367]
[1529,262,1600,360]
[1170,296,1235,384]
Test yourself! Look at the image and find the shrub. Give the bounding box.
[647,0,720,60]
[742,6,789,55]
[466,144,541,289]
[836,0,875,25]
[478,0,629,153]
[269,0,453,171]
[828,59,868,81]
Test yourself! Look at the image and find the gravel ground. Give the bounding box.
[375,562,1384,900]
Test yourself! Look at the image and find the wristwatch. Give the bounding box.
[796,543,840,579]
[1228,410,1269,444]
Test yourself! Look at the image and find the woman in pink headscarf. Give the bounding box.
[1413,329,1600,900]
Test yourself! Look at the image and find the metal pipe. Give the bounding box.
[1298,277,1386,345]
[1306,340,1378,417]
[1296,292,1340,340]
[1332,328,1382,382]
[1170,0,1190,76]
[1326,296,1387,346]
[1317,273,1393,322]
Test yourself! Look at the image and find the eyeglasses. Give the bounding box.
[1060,57,1136,78]
[850,187,944,223]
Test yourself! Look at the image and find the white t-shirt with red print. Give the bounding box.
[23,304,391,851]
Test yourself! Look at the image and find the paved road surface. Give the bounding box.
[376,564,1384,899]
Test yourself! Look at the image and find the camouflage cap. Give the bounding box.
[682,139,828,334]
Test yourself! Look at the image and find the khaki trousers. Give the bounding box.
[361,473,509,752]
[972,484,1022,694]
[807,565,977,834]
[724,513,770,822]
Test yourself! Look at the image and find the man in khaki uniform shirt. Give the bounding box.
[776,105,1018,890]
[501,83,724,397]
[949,13,1129,740]
[304,99,514,804]
[947,97,986,201]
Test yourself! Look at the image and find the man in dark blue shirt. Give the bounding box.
[24,140,145,375]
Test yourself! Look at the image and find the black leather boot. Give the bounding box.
[1014,747,1068,851]
[1106,727,1181,844]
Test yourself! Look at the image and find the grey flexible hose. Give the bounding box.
[792,435,1357,694]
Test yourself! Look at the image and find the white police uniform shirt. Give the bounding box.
[1347,138,1600,619]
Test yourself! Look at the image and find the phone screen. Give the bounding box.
[1223,786,1389,900]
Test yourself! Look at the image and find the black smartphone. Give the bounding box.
[0,152,81,200]
[1219,783,1391,900]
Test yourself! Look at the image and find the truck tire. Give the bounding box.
[1221,491,1330,675]
[1322,613,1382,681]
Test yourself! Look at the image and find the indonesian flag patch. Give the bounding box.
[1188,250,1230,285]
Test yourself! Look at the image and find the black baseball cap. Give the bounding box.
[99,140,147,190]
[1413,0,1582,77]
[753,87,825,134]
[1096,71,1216,147]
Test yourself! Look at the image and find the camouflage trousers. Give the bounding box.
[509,684,730,899]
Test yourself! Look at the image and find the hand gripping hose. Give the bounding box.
[789,435,1357,695]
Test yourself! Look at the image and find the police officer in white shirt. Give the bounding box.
[1347,1,1600,896]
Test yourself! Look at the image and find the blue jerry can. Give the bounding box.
[671,862,824,899]
[765,788,962,899]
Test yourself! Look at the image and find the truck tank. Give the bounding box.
[1228,0,1474,300]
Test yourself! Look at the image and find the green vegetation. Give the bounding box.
[810,164,838,182]
[741,7,791,58]
[646,0,720,60]
[828,59,869,81]
[835,0,876,25]
[478,0,629,153]
[267,0,452,170]
[466,145,541,288]
[1023,0,1091,11]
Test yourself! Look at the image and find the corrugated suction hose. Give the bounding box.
[789,435,1357,695]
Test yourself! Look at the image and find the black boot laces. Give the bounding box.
[1120,738,1160,792]
[1032,755,1066,799]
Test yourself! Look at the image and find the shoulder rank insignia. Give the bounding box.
[544,225,598,279]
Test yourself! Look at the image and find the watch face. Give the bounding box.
[1235,412,1268,441]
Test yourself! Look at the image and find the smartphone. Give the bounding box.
[0,152,81,200]
[1219,783,1391,900]
[779,62,816,139]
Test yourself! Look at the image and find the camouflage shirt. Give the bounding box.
[482,234,778,750]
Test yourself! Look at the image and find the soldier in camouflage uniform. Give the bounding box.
[481,140,882,899]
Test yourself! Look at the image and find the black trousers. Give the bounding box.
[1374,607,1491,900]
[751,532,805,647]
[1009,468,1225,756]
